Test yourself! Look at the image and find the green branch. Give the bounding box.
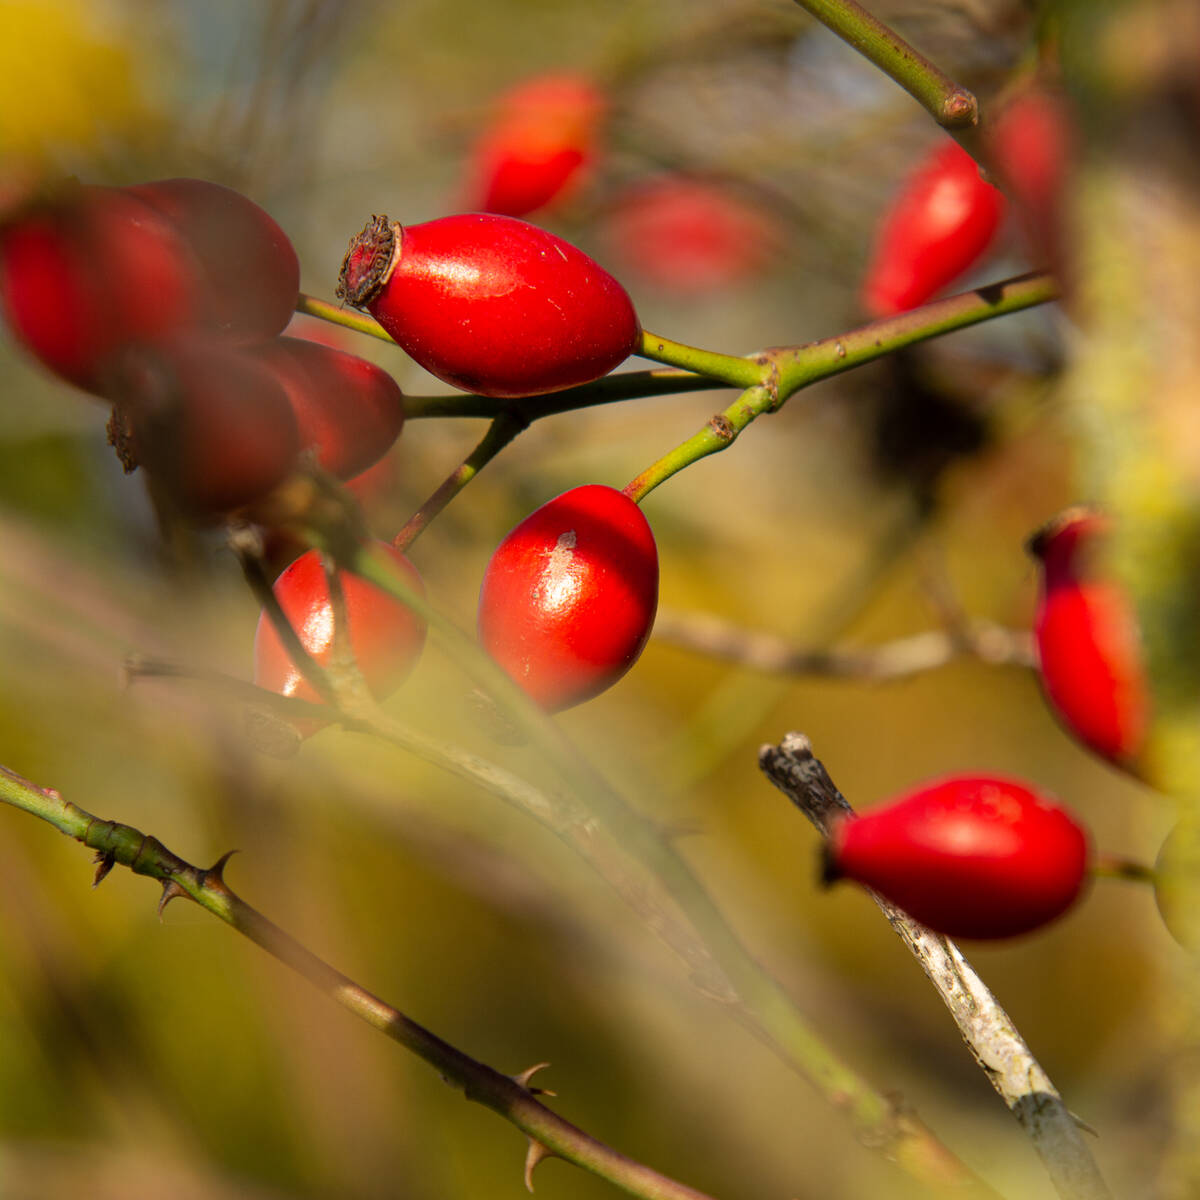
[625,272,1056,501]
[792,0,978,130]
[0,763,716,1200]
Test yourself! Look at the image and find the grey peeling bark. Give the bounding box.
[759,733,1113,1200]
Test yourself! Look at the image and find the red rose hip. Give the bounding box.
[249,337,405,480]
[128,178,301,341]
[0,186,202,392]
[825,774,1091,939]
[336,213,640,398]
[861,139,1005,318]
[254,542,428,718]
[464,73,606,217]
[478,484,658,712]
[1027,508,1149,768]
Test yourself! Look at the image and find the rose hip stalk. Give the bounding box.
[336,213,640,398]
[478,484,658,712]
[861,139,1005,318]
[825,774,1091,939]
[1027,508,1149,768]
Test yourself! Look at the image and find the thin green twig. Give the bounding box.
[0,764,716,1200]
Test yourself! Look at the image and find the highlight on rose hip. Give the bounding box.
[0,4,1194,1200]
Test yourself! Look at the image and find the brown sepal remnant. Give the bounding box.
[92,850,117,888]
[335,215,400,309]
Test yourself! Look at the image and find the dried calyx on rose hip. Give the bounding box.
[335,212,640,398]
[248,337,405,481]
[464,73,606,218]
[861,138,1005,318]
[254,542,427,736]
[1027,507,1149,769]
[824,774,1091,939]
[477,484,658,712]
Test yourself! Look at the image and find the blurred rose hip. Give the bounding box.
[464,73,606,217]
[861,139,1005,317]
[603,176,781,294]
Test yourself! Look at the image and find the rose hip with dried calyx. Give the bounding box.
[336,212,640,398]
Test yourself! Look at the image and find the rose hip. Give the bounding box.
[128,178,300,341]
[477,484,658,712]
[336,212,640,398]
[825,774,1091,939]
[254,542,427,719]
[249,337,405,481]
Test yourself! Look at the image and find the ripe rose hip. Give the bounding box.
[0,186,202,392]
[477,484,658,712]
[127,178,300,341]
[464,73,606,217]
[336,213,641,398]
[987,86,1074,279]
[861,139,1005,318]
[602,176,781,294]
[825,774,1091,940]
[115,336,301,515]
[1027,508,1149,767]
[249,337,405,481]
[253,542,427,722]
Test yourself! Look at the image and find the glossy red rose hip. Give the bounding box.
[254,542,428,716]
[249,336,405,481]
[336,213,640,398]
[464,73,606,217]
[861,139,1005,318]
[825,774,1090,939]
[1028,508,1149,768]
[477,484,658,712]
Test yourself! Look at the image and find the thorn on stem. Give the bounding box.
[524,1138,556,1191]
[204,850,239,889]
[157,880,188,919]
[513,1062,556,1096]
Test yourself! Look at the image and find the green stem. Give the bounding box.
[637,329,766,389]
[1092,854,1157,885]
[625,272,1057,502]
[792,0,978,129]
[296,293,395,344]
[393,413,527,551]
[0,765,716,1200]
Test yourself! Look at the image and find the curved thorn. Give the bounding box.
[524,1138,555,1192]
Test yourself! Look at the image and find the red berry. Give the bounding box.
[249,337,405,481]
[826,774,1091,940]
[116,336,301,515]
[336,213,640,398]
[987,86,1074,278]
[464,73,606,217]
[602,176,781,294]
[0,186,202,392]
[127,178,300,341]
[1028,508,1149,767]
[477,484,658,712]
[254,542,427,722]
[861,139,1005,318]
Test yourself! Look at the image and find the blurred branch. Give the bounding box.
[759,733,1113,1200]
[0,764,716,1200]
[653,608,1035,678]
[791,0,979,131]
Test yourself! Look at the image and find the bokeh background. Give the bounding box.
[0,1,1182,1198]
